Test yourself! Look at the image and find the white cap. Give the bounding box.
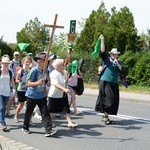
[14,51,20,55]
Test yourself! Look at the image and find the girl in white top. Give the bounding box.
[67,70,82,115]
[0,55,15,130]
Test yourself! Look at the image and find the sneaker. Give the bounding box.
[45,129,57,137]
[0,123,7,130]
[5,112,13,117]
[22,128,31,134]
[3,122,7,130]
[14,115,19,123]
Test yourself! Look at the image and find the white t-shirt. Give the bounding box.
[48,70,67,98]
[0,74,11,96]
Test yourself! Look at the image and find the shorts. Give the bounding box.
[68,85,77,93]
[17,91,26,102]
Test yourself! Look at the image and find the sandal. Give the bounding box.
[75,111,82,116]
[68,123,78,128]
[102,115,108,122]
[105,118,115,125]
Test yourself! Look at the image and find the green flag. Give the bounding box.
[91,37,101,59]
[72,60,78,74]
[67,60,78,74]
[18,43,29,51]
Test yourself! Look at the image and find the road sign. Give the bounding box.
[69,20,76,33]
[67,33,77,42]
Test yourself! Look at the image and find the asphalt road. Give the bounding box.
[0,91,150,150]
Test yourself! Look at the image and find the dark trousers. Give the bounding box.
[23,97,52,132]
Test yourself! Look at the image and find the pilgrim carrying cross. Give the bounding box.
[42,14,64,77]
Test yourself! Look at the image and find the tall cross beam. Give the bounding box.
[42,14,64,78]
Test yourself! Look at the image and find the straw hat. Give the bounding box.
[34,53,46,61]
[109,48,120,54]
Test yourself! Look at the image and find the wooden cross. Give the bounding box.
[42,14,64,78]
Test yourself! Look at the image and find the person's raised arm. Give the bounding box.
[100,35,105,53]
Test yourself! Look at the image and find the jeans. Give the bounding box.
[23,97,52,132]
[0,95,9,124]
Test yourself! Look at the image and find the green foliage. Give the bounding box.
[119,51,150,86]
[75,10,97,54]
[16,17,49,55]
[73,1,149,87]
[0,38,13,58]
[69,51,100,83]
[75,2,142,55]
[134,52,150,86]
[2,1,149,88]
[52,33,69,58]
[106,6,141,53]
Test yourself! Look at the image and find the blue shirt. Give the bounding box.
[25,66,48,99]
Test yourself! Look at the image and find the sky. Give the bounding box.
[0,0,150,43]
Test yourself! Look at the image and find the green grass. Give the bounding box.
[120,85,150,94]
[85,83,150,94]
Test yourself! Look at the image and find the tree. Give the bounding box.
[75,10,97,53]
[140,29,150,51]
[0,37,13,58]
[107,6,141,53]
[52,33,69,58]
[72,1,149,86]
[16,17,49,54]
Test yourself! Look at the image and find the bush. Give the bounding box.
[120,50,150,86]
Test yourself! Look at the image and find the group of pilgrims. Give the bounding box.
[0,49,84,137]
[0,35,126,137]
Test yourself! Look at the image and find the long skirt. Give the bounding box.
[95,80,119,115]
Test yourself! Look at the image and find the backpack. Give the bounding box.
[11,59,22,69]
[76,69,84,96]
[0,69,13,81]
[76,78,84,95]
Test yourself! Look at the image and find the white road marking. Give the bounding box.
[73,107,150,124]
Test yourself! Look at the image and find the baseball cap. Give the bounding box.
[14,51,20,55]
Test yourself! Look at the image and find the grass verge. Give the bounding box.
[85,83,150,94]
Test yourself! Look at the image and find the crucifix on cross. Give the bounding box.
[42,14,64,78]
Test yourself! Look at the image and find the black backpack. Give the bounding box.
[76,69,84,96]
[76,78,84,95]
